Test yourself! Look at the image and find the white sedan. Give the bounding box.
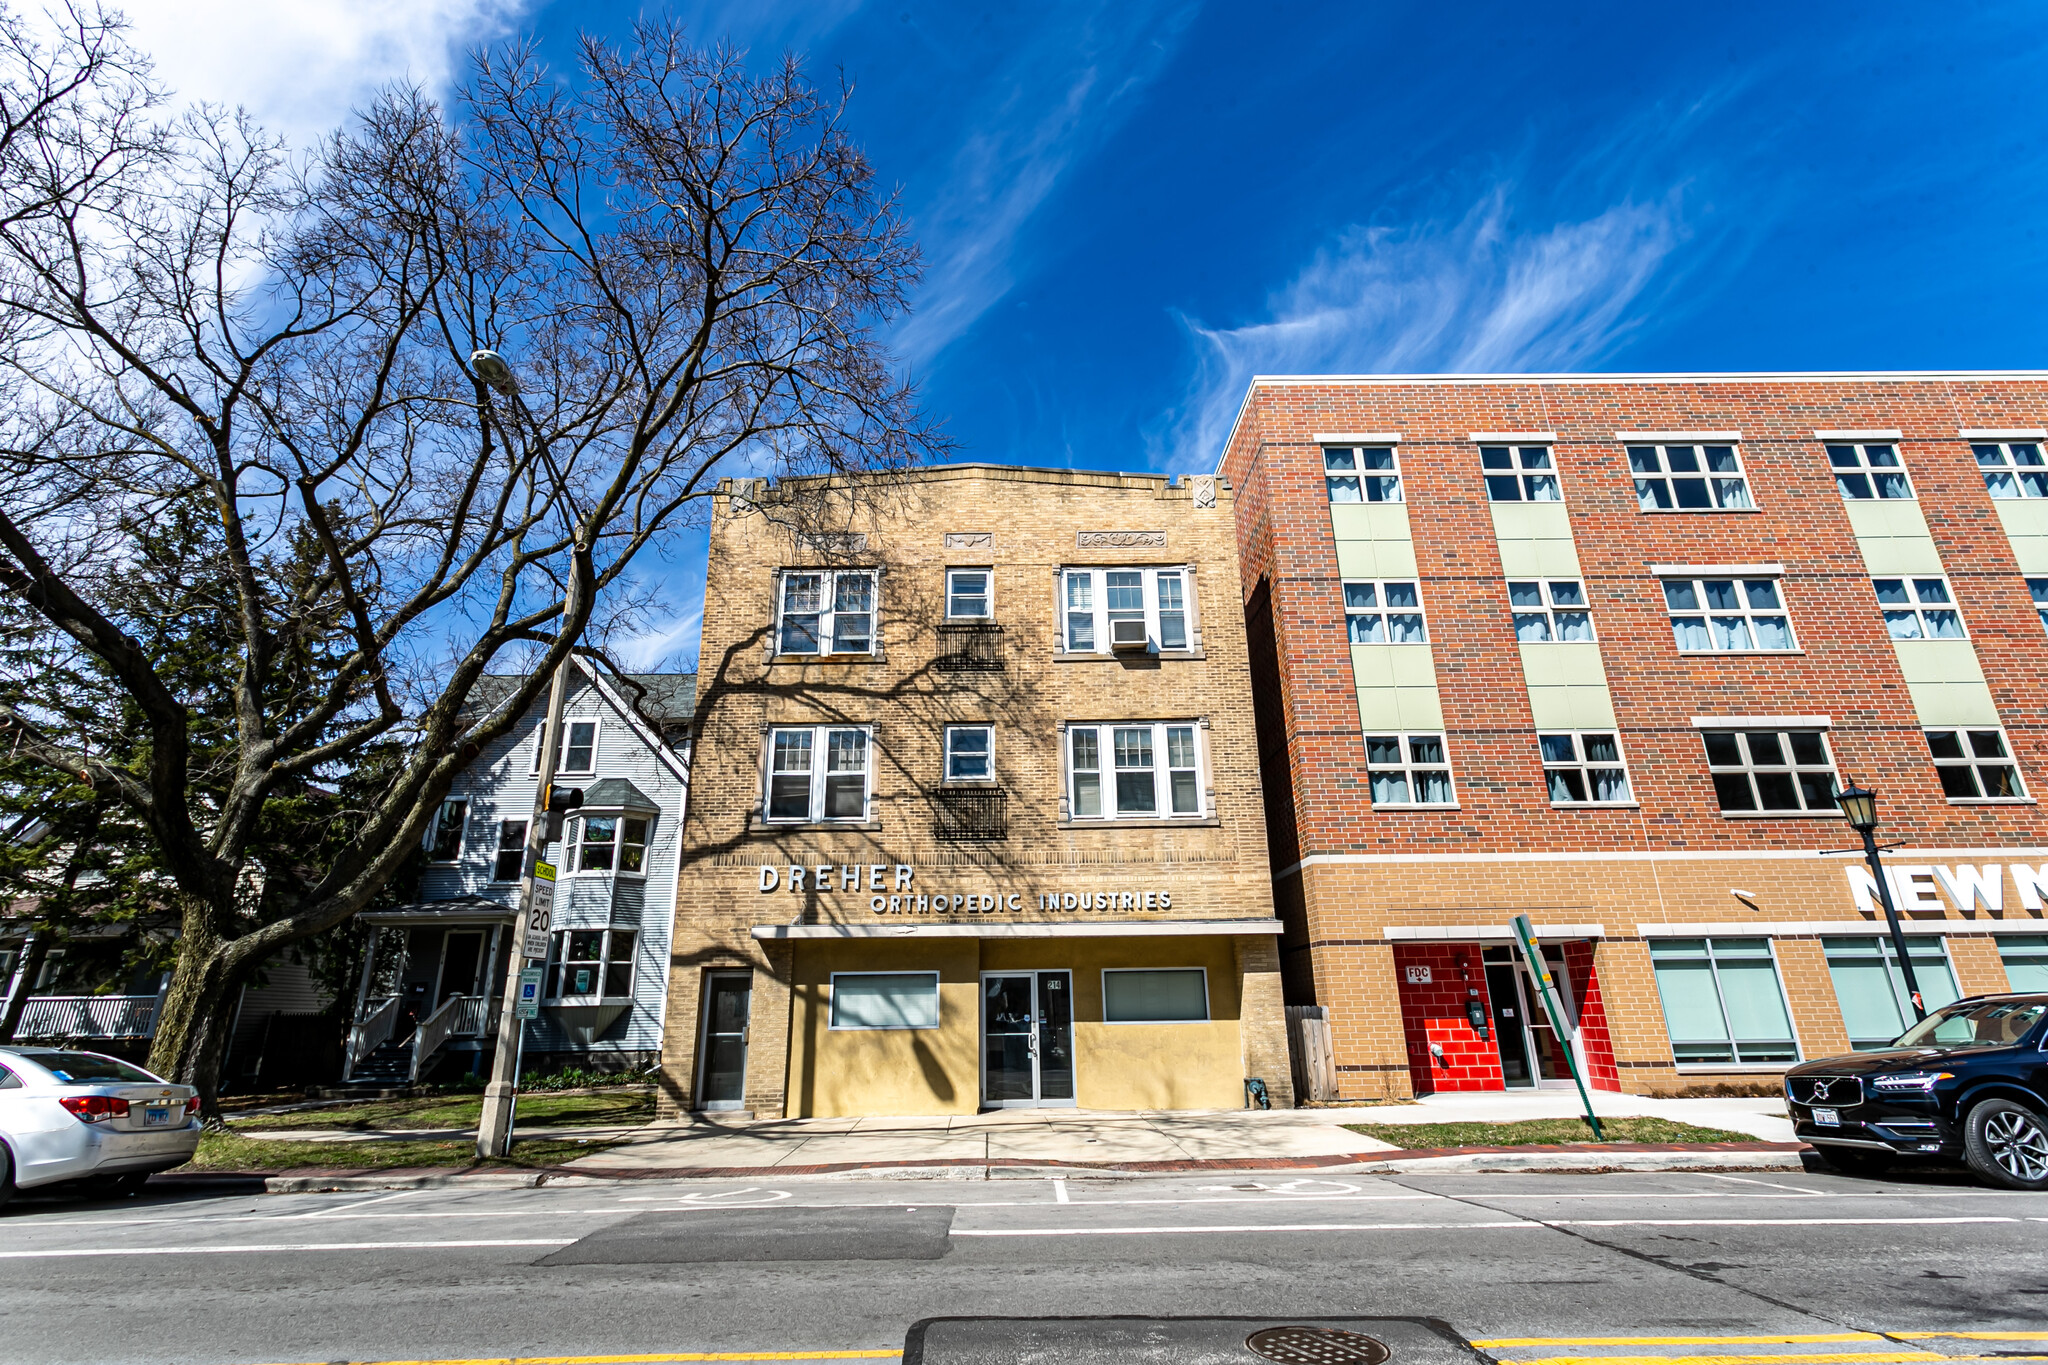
[0,1047,201,1202]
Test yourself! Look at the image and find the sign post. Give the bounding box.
[1510,914,1603,1141]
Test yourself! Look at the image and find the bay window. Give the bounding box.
[544,928,637,1000]
[573,814,650,873]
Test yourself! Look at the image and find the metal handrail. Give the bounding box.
[13,995,159,1039]
[344,995,400,1078]
[407,994,469,1083]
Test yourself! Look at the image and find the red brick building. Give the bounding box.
[1219,372,2048,1099]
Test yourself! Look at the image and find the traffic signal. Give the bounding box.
[542,784,583,841]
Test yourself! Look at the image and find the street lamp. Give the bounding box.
[1835,779,1927,1022]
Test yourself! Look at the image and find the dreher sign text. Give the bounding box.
[755,862,1174,915]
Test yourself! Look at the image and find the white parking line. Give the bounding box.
[952,1214,2028,1238]
[0,1238,576,1260]
[1693,1173,1827,1197]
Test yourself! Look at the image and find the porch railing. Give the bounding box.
[452,993,496,1038]
[933,622,1004,672]
[13,995,159,1040]
[408,994,491,1082]
[931,785,1008,842]
[344,994,401,1078]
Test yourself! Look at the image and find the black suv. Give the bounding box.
[1785,993,2048,1189]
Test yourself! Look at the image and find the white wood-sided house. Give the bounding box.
[341,664,694,1086]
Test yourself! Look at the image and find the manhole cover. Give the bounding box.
[1245,1326,1391,1365]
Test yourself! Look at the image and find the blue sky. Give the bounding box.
[121,0,2048,668]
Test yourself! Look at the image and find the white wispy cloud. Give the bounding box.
[115,0,530,149]
[1165,189,1687,468]
[894,1,1198,366]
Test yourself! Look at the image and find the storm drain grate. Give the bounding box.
[1244,1326,1391,1365]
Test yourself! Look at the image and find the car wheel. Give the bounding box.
[109,1172,150,1198]
[1964,1098,2048,1191]
[1815,1146,1893,1177]
[0,1142,13,1209]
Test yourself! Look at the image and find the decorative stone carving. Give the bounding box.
[798,531,867,555]
[1076,530,1166,548]
[943,531,993,549]
[1190,476,1217,509]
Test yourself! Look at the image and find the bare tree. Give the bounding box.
[0,8,943,1108]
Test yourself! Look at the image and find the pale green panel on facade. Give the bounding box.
[1334,537,1420,579]
[1844,498,1944,575]
[1351,644,1443,733]
[1490,503,1581,578]
[1894,639,2000,726]
[1526,684,1618,730]
[1994,500,2048,575]
[1518,642,1611,688]
[1329,502,1416,544]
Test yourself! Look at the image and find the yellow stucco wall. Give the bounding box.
[787,934,1252,1116]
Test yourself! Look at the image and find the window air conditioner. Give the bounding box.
[1110,618,1150,652]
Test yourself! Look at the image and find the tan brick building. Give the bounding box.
[1219,371,2048,1100]
[658,464,1292,1117]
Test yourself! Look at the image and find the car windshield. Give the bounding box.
[1892,1000,2048,1049]
[11,1051,161,1084]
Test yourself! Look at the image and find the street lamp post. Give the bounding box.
[1835,780,1927,1023]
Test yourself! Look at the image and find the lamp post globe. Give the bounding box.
[1836,781,1879,833]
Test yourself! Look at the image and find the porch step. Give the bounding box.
[346,1040,414,1085]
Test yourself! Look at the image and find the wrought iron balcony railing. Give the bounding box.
[931,785,1009,841]
[933,621,1004,672]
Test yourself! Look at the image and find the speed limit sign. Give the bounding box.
[522,860,556,958]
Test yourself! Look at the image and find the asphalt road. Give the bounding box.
[0,1165,2042,1365]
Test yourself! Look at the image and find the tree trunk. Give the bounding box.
[0,931,52,1043]
[146,895,241,1116]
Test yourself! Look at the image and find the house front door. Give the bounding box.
[697,972,752,1111]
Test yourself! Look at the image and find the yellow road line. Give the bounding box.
[1896,1333,2048,1341]
[1477,1337,1888,1348]
[241,1353,902,1365]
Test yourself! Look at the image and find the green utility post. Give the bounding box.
[1510,913,1603,1141]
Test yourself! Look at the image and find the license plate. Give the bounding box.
[1812,1107,1840,1126]
[144,1106,171,1127]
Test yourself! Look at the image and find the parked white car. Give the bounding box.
[0,1047,201,1203]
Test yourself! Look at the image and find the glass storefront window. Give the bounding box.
[1999,936,2048,992]
[830,972,940,1030]
[1102,969,1209,1023]
[1823,936,1961,1049]
[1649,938,1798,1064]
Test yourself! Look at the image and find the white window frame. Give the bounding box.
[1480,444,1562,502]
[1826,441,1914,500]
[1926,727,2028,802]
[1063,721,1206,821]
[1342,579,1428,644]
[2029,578,2048,635]
[1508,579,1594,643]
[829,971,941,1030]
[543,927,637,1002]
[1059,566,1196,654]
[491,819,527,882]
[1663,575,1797,653]
[1323,444,1403,504]
[1364,733,1456,808]
[1874,576,1966,640]
[1627,442,1755,511]
[1701,728,1839,815]
[1539,731,1633,806]
[1649,937,1800,1067]
[775,568,878,656]
[424,799,467,864]
[1100,968,1210,1024]
[943,724,994,784]
[1974,440,2048,500]
[945,567,992,620]
[569,812,652,876]
[763,725,873,824]
[555,719,599,776]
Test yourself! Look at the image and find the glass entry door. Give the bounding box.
[696,972,751,1110]
[981,971,1075,1108]
[1483,945,1583,1089]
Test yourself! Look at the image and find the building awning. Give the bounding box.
[752,919,1285,940]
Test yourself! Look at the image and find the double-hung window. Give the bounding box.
[1702,729,1838,813]
[1540,732,1631,804]
[778,569,876,655]
[1927,728,2025,800]
[1061,567,1192,653]
[1664,577,1795,652]
[1875,577,1964,639]
[1824,937,1960,1049]
[946,568,990,619]
[539,720,596,775]
[544,927,636,1000]
[573,814,649,873]
[1827,442,1913,500]
[765,726,871,822]
[1343,580,1427,643]
[1324,445,1402,503]
[1481,445,1561,501]
[2030,580,2048,633]
[1628,444,1754,510]
[1509,580,1593,642]
[425,800,466,863]
[943,725,993,782]
[492,821,528,881]
[1066,722,1203,820]
[1364,734,1454,806]
[1974,441,2048,499]
[1650,938,1798,1065]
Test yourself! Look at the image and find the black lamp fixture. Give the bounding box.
[1835,777,1926,1021]
[1836,779,1879,833]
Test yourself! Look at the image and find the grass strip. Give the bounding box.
[1343,1116,1757,1148]
[178,1129,618,1172]
[226,1088,654,1133]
